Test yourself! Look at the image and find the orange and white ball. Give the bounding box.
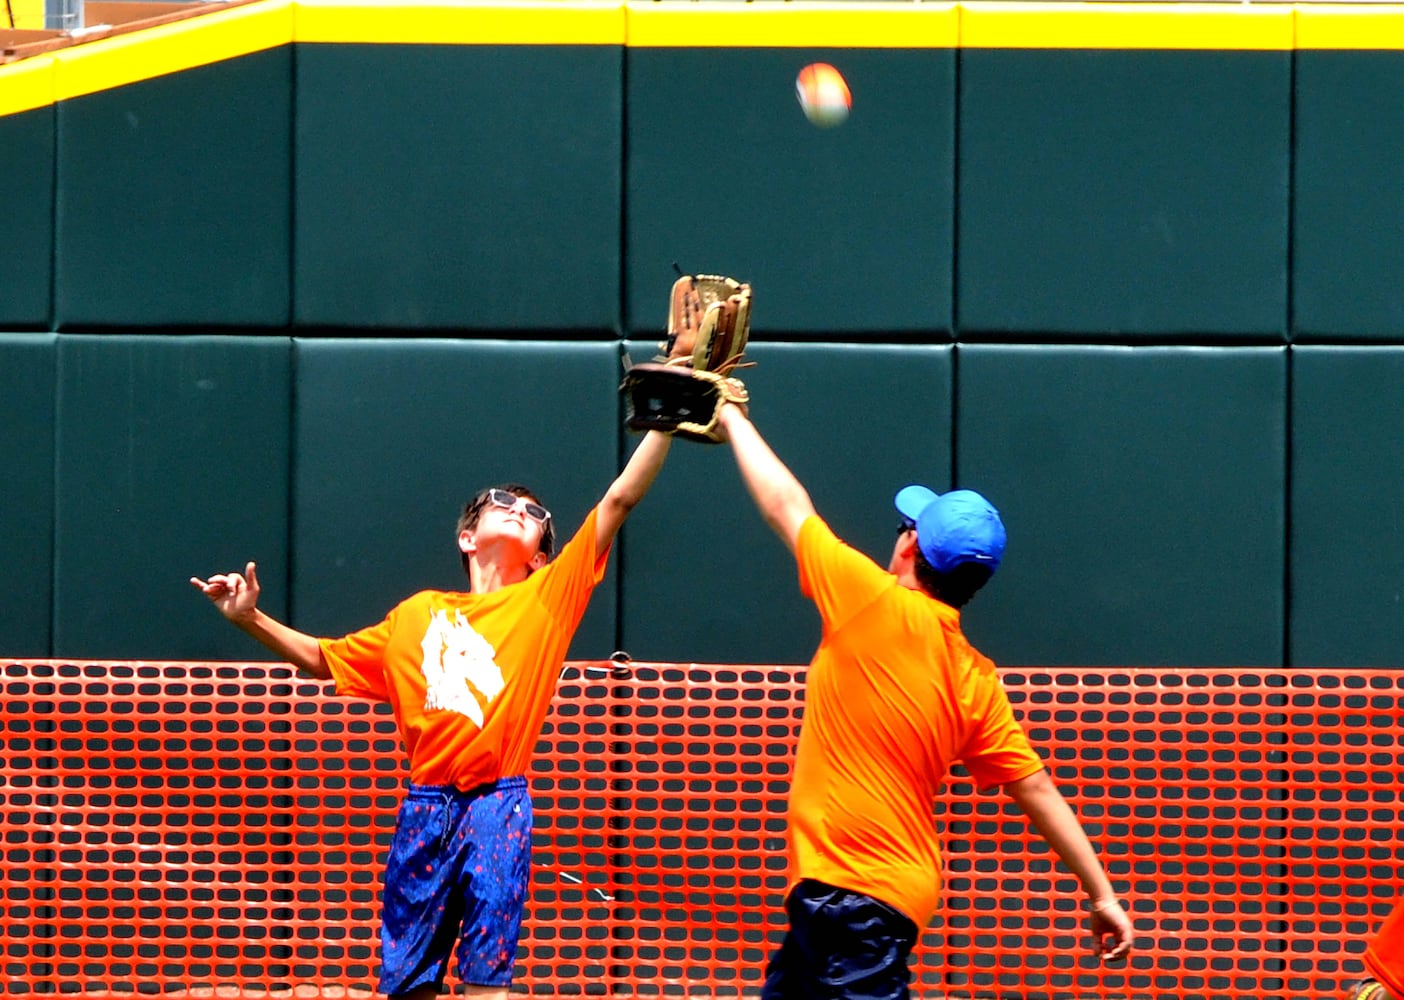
[795,62,851,129]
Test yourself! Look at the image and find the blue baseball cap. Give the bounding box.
[894,485,1007,574]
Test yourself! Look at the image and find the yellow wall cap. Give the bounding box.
[54,0,292,101]
[1296,3,1404,49]
[294,0,626,44]
[960,2,1295,50]
[626,2,958,49]
[0,53,57,116]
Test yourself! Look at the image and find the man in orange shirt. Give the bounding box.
[713,402,1133,999]
[190,430,672,1000]
[1351,895,1403,1000]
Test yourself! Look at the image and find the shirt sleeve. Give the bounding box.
[318,599,404,702]
[957,656,1047,791]
[796,515,895,636]
[529,507,609,631]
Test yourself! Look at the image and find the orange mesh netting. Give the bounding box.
[1,661,1400,999]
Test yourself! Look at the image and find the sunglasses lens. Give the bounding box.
[488,490,549,524]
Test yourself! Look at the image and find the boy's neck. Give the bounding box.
[468,556,532,594]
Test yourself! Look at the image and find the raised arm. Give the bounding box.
[595,430,673,554]
[716,403,816,553]
[1004,768,1134,960]
[189,561,330,679]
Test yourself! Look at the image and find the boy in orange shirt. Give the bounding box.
[191,431,671,1000]
[713,402,1133,999]
[1352,895,1404,1000]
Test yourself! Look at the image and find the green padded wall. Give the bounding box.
[52,335,292,659]
[957,49,1290,338]
[1291,348,1404,666]
[53,51,292,329]
[625,48,955,337]
[0,334,57,655]
[1293,52,1404,340]
[6,3,1404,669]
[618,341,953,664]
[291,340,621,658]
[293,44,622,332]
[956,345,1286,667]
[0,107,54,329]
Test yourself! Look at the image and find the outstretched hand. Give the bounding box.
[189,560,260,622]
[1088,899,1134,961]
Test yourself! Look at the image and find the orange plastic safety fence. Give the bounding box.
[1,661,1400,1000]
[928,668,1403,1000]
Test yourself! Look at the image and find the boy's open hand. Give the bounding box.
[189,561,260,622]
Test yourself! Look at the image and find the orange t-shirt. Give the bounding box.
[1366,894,1404,995]
[790,515,1045,928]
[319,509,608,791]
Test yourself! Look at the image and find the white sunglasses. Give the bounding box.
[487,489,550,525]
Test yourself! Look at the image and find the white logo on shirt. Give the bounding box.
[419,608,504,726]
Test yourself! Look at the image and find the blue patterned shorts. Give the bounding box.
[378,777,532,995]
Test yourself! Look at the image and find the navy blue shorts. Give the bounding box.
[378,777,532,996]
[761,879,920,1000]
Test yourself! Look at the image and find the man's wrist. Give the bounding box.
[1354,981,1385,1000]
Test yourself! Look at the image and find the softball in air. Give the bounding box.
[795,62,851,129]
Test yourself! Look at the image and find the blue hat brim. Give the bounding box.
[894,485,938,521]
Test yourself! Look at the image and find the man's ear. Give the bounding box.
[459,529,476,556]
[528,550,549,572]
[897,531,919,560]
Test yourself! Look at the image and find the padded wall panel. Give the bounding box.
[618,341,953,664]
[957,49,1290,338]
[0,107,54,329]
[0,335,57,655]
[294,44,622,332]
[625,48,954,337]
[292,340,619,658]
[53,335,292,658]
[1291,348,1404,666]
[956,345,1286,667]
[53,50,292,329]
[1293,52,1404,340]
